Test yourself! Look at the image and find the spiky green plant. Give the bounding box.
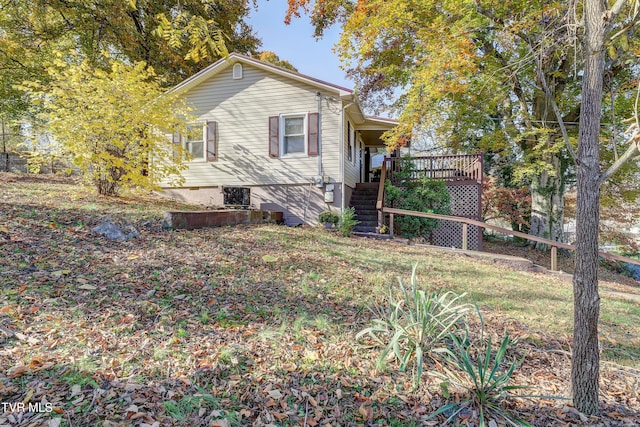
[432,330,530,426]
[356,265,472,384]
[337,206,360,236]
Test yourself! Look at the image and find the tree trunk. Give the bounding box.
[529,154,565,246]
[572,0,605,415]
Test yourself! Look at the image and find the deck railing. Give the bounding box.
[381,207,640,271]
[386,153,483,185]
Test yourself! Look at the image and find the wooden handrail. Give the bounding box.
[381,207,640,268]
[376,159,387,210]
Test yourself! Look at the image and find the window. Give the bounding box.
[185,124,205,160]
[281,114,306,156]
[224,187,250,206]
[233,63,243,79]
[268,113,318,158]
[175,121,218,162]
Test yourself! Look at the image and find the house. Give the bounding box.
[161,53,397,225]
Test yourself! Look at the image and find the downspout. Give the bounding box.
[341,100,355,213]
[316,92,323,177]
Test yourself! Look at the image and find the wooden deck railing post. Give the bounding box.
[389,213,394,239]
[462,223,468,251]
[551,246,558,271]
[376,159,387,232]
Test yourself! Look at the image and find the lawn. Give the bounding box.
[1,173,639,426]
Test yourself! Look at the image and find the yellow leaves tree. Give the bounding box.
[254,51,298,72]
[23,56,192,196]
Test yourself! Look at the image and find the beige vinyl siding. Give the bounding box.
[343,112,361,189]
[166,63,342,188]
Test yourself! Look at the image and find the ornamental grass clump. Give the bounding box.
[337,207,359,236]
[356,265,472,385]
[432,317,530,426]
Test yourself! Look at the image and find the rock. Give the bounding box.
[92,219,140,241]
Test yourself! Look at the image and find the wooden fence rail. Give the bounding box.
[382,207,640,270]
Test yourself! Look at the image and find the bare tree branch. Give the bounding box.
[610,0,631,22]
[597,132,639,184]
[536,58,579,163]
[598,79,640,184]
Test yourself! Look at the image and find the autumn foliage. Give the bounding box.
[482,176,531,232]
[21,55,192,196]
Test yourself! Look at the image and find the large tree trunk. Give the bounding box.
[529,154,565,245]
[572,0,605,415]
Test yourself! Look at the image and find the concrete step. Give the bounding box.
[354,215,377,222]
[352,231,391,240]
[355,183,380,190]
[350,195,378,201]
[353,225,378,233]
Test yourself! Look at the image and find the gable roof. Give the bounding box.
[170,52,354,97]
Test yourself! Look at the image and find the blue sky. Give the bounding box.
[247,0,353,89]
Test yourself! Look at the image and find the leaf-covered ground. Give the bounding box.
[1,173,639,426]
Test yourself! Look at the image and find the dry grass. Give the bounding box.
[1,173,638,426]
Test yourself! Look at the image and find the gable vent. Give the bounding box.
[232,63,243,80]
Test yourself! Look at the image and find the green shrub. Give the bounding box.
[384,156,451,239]
[356,265,472,385]
[337,207,359,237]
[318,210,340,225]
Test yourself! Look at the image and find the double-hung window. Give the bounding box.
[268,112,318,158]
[174,121,218,162]
[185,124,205,161]
[281,114,306,156]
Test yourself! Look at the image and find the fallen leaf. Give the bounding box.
[210,419,229,427]
[48,418,62,427]
[78,284,97,291]
[22,388,34,404]
[262,254,278,263]
[268,389,283,399]
[359,404,373,420]
[273,412,288,421]
[308,395,318,407]
[7,365,29,378]
[70,384,82,397]
[51,270,71,277]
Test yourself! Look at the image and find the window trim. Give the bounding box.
[279,113,308,157]
[347,121,353,163]
[184,123,207,162]
[232,63,243,79]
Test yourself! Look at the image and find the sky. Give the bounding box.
[247,0,353,89]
